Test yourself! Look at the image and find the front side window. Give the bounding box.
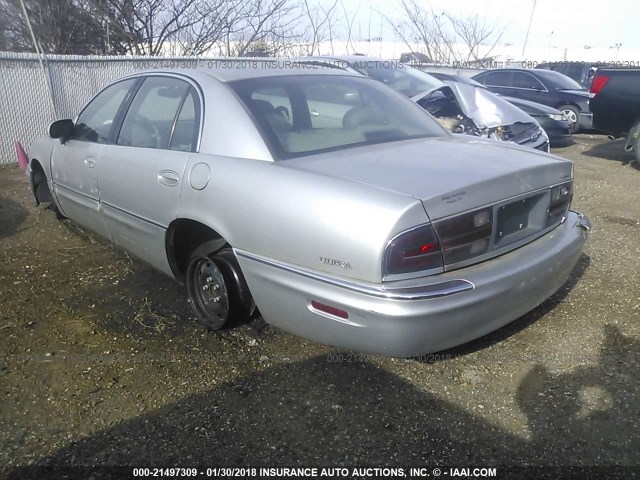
[117,76,190,149]
[73,79,136,143]
[485,71,512,87]
[231,75,446,160]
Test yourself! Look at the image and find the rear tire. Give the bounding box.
[185,247,255,330]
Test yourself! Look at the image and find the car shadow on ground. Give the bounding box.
[581,137,639,169]
[550,137,576,149]
[421,253,591,362]
[5,325,638,477]
[0,198,28,240]
[58,219,269,341]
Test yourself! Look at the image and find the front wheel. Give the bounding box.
[558,104,580,133]
[185,247,255,330]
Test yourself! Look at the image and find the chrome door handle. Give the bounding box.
[158,170,179,187]
[310,110,319,116]
[83,158,96,168]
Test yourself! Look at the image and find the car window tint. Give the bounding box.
[169,88,199,152]
[512,72,545,90]
[250,86,293,129]
[485,71,511,87]
[73,79,136,143]
[118,77,189,149]
[302,83,363,128]
[565,64,583,81]
[352,63,442,97]
[232,75,446,160]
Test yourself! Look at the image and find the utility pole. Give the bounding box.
[522,0,538,58]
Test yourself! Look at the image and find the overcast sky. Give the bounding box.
[342,0,637,51]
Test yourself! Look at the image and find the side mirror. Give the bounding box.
[49,119,74,143]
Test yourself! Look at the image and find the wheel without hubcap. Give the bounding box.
[185,247,255,330]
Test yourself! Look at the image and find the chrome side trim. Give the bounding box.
[234,249,474,300]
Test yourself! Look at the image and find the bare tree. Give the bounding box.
[223,0,301,56]
[300,0,339,55]
[338,0,359,55]
[444,13,504,64]
[383,0,504,64]
[93,0,208,55]
[0,0,115,54]
[172,0,242,56]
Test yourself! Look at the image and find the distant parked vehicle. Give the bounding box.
[472,69,593,133]
[590,68,640,162]
[426,71,571,145]
[535,62,606,89]
[299,56,550,152]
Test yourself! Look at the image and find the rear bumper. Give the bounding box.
[236,211,590,357]
[579,112,593,130]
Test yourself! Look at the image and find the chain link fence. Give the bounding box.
[0,52,207,164]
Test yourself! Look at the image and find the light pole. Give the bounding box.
[522,0,538,58]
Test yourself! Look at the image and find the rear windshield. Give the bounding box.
[230,75,446,160]
[536,70,584,90]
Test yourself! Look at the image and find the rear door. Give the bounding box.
[51,78,137,237]
[482,71,516,97]
[99,75,201,275]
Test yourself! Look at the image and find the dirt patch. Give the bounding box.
[1,134,639,471]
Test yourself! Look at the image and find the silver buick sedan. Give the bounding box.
[26,65,590,357]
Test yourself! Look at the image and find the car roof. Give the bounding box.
[122,61,360,83]
[478,68,564,79]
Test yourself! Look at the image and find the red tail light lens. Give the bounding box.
[590,75,608,95]
[384,224,443,275]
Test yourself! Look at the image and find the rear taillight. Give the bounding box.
[590,75,608,95]
[547,181,573,225]
[434,207,493,264]
[384,224,443,275]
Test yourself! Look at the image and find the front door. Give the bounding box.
[51,78,137,238]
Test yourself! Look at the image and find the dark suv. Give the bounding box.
[472,69,593,133]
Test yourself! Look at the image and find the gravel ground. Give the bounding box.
[0,134,639,474]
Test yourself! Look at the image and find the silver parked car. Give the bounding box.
[298,56,550,152]
[27,65,590,357]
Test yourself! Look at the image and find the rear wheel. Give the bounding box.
[558,104,580,133]
[185,247,255,330]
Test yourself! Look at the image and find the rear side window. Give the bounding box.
[117,76,190,149]
[73,79,136,143]
[484,71,512,87]
[169,88,200,152]
[512,72,545,90]
[565,64,583,82]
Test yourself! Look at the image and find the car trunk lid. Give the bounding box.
[282,136,573,220]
